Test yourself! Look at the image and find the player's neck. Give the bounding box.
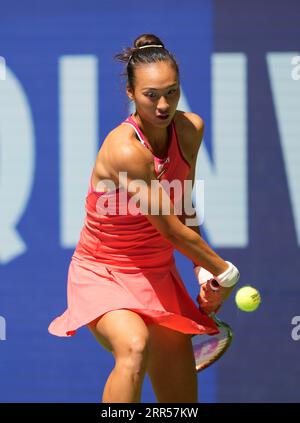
[132,113,169,153]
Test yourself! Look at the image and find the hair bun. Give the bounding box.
[114,33,179,89]
[134,33,165,49]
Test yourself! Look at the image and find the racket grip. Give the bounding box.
[209,279,220,291]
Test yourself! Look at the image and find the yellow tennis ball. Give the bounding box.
[235,286,261,312]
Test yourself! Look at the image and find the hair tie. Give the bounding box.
[138,44,164,49]
[128,44,164,64]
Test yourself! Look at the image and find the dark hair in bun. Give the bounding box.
[114,33,179,89]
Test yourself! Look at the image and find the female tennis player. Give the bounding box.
[48,34,239,403]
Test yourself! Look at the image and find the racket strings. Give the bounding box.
[193,325,232,371]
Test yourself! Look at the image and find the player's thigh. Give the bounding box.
[146,324,197,402]
[87,309,150,358]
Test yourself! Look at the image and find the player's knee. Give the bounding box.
[129,334,150,357]
[116,334,150,371]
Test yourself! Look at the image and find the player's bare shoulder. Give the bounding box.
[93,121,153,186]
[174,110,205,135]
[174,110,205,162]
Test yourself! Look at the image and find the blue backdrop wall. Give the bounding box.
[0,0,299,403]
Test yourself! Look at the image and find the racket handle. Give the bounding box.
[209,279,220,291]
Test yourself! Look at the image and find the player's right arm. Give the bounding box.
[102,136,228,277]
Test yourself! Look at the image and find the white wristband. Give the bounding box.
[215,261,240,288]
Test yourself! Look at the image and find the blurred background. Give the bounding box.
[0,0,300,403]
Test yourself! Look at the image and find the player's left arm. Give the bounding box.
[178,112,204,239]
[178,115,239,313]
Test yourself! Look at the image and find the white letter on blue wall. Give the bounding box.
[59,56,98,247]
[197,53,248,247]
[0,68,34,264]
[267,52,300,246]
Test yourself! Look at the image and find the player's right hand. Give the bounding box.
[194,263,239,314]
[196,281,235,315]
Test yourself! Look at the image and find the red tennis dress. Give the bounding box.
[48,113,219,337]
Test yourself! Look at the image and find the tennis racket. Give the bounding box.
[192,313,233,372]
